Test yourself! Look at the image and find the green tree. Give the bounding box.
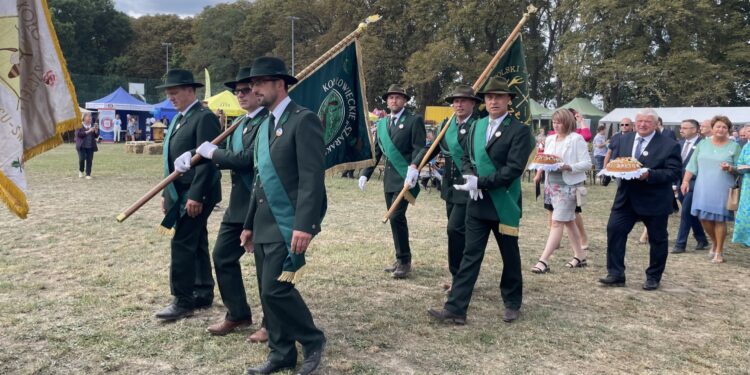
[48,0,133,75]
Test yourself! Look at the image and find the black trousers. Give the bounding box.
[255,242,325,365]
[170,204,215,308]
[445,215,523,316]
[213,222,252,322]
[606,205,669,282]
[77,148,94,176]
[385,192,411,264]
[674,189,707,248]
[445,202,467,276]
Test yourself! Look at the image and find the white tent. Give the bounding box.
[600,107,750,135]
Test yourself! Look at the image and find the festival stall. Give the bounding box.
[85,87,154,142]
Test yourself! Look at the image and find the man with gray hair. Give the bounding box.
[738,124,750,147]
[599,108,681,291]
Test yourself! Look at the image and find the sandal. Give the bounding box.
[531,260,550,274]
[566,257,587,268]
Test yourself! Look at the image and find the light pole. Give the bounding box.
[288,16,299,75]
[161,42,172,73]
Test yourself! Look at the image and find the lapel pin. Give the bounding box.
[175,123,181,130]
[243,127,248,134]
[275,128,283,137]
[642,151,649,156]
[459,128,466,135]
[495,131,501,138]
[398,124,404,129]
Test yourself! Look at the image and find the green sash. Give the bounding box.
[230,115,260,191]
[471,116,521,236]
[254,115,326,283]
[160,105,199,231]
[443,116,472,170]
[376,117,420,202]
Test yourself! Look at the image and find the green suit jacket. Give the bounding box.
[461,115,532,222]
[415,114,478,204]
[211,108,268,223]
[361,109,426,193]
[163,102,222,213]
[243,100,326,244]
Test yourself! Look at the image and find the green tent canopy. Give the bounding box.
[560,97,607,117]
[530,98,553,119]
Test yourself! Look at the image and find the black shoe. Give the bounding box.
[671,246,686,254]
[642,279,660,291]
[297,339,326,375]
[155,304,194,320]
[194,298,213,309]
[502,308,520,323]
[427,307,467,325]
[245,361,295,375]
[598,275,626,287]
[695,241,710,251]
[392,262,412,279]
[383,261,399,273]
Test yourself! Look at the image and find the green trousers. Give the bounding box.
[445,215,523,316]
[255,242,325,365]
[213,222,252,322]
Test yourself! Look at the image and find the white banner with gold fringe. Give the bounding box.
[0,0,80,219]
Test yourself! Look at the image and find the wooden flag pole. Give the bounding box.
[116,15,382,223]
[381,5,537,223]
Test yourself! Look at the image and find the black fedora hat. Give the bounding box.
[155,69,205,89]
[224,66,254,89]
[444,84,481,104]
[477,77,516,99]
[382,84,411,101]
[248,57,298,85]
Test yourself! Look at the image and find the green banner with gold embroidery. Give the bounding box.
[478,36,531,128]
[288,40,374,171]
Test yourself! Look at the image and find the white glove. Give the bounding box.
[358,176,368,191]
[174,151,192,173]
[453,175,478,191]
[405,166,419,188]
[469,189,484,201]
[196,141,218,159]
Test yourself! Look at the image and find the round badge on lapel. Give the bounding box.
[243,127,248,134]
[275,128,283,137]
[398,124,404,129]
[460,129,467,135]
[176,124,181,130]
[495,131,501,138]
[643,151,649,156]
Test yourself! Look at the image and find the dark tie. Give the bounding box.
[635,137,645,158]
[267,113,276,140]
[681,140,691,161]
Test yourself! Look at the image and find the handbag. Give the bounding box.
[726,177,740,211]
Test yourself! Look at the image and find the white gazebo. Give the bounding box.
[600,107,750,136]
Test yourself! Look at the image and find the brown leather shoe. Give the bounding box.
[392,262,412,279]
[502,308,519,323]
[206,318,253,336]
[427,307,466,325]
[247,327,268,343]
[383,260,399,273]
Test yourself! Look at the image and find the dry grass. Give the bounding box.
[1,143,749,375]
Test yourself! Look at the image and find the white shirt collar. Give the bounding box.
[635,131,656,143]
[270,96,292,127]
[685,135,699,143]
[179,100,201,116]
[486,112,508,141]
[248,106,264,119]
[391,107,405,123]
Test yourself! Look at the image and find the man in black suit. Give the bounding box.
[155,69,221,320]
[412,85,480,291]
[658,117,678,141]
[359,85,426,279]
[174,66,270,338]
[427,77,533,324]
[672,119,709,253]
[239,57,326,375]
[599,109,681,291]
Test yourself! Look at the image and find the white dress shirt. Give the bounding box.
[632,131,656,158]
[486,112,508,142]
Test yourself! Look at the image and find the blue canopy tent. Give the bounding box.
[152,98,178,124]
[85,87,154,142]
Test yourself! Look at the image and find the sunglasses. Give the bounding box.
[619,123,631,126]
[233,87,252,95]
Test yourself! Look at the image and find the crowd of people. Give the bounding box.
[82,55,749,374]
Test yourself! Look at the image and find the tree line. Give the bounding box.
[49,0,750,111]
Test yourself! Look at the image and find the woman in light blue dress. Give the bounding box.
[732,142,750,247]
[681,116,741,263]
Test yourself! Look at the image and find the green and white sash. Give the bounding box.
[376,117,420,203]
[471,116,521,236]
[231,114,264,191]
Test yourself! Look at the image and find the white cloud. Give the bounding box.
[114,0,236,18]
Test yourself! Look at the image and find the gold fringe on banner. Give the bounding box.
[499,224,519,237]
[157,225,175,237]
[0,171,29,219]
[277,265,306,284]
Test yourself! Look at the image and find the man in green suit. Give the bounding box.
[173,66,269,338]
[412,85,480,291]
[239,57,326,375]
[428,77,533,324]
[155,69,221,321]
[359,85,426,279]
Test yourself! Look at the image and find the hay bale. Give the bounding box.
[125,143,136,153]
[132,143,145,154]
[145,143,163,155]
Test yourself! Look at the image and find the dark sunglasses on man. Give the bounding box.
[619,123,631,127]
[233,87,252,96]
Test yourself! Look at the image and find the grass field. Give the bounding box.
[1,143,749,375]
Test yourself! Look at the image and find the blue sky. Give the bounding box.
[113,0,235,18]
